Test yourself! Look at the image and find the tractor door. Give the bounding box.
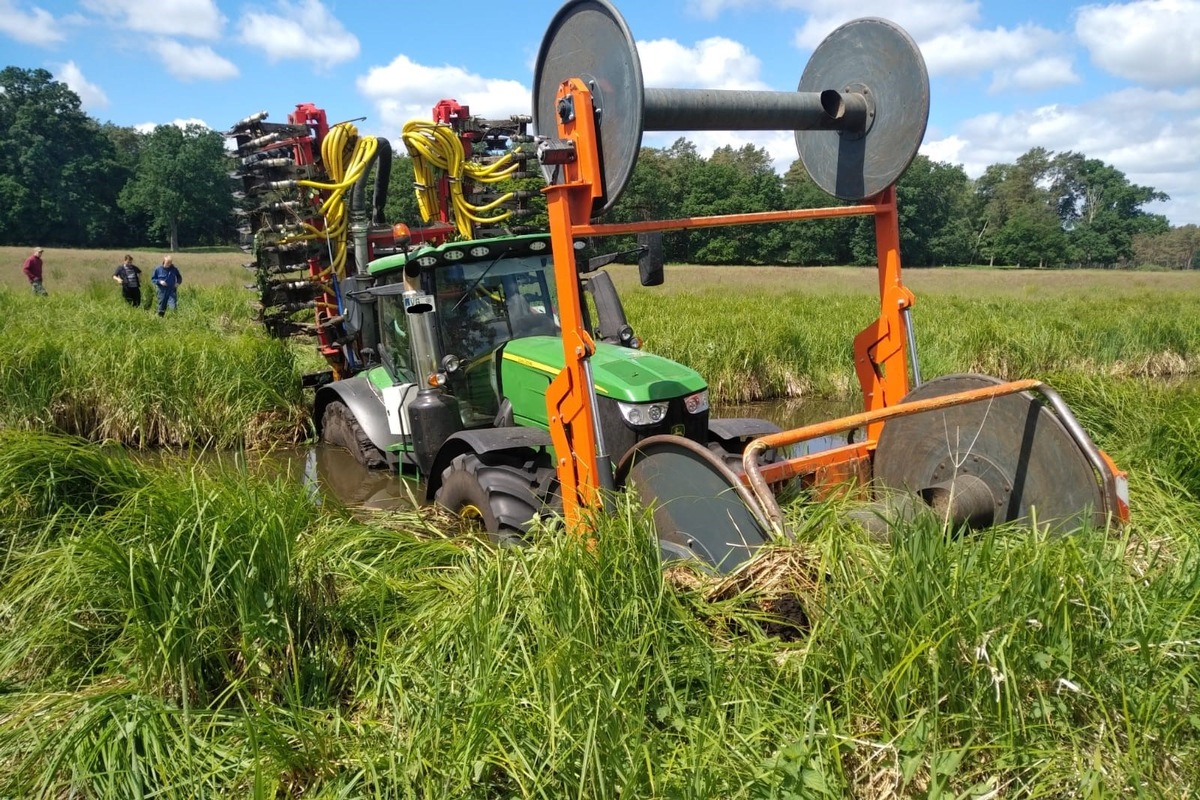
[434,255,561,428]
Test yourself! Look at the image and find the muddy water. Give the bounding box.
[142,444,422,512]
[154,398,861,510]
[714,397,860,431]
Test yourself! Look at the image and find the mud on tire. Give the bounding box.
[435,452,559,544]
[319,400,388,469]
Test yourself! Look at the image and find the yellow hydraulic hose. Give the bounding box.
[276,121,379,278]
[401,119,519,238]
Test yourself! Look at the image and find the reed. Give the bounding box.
[622,286,1200,404]
[0,285,307,448]
[3,254,1200,796]
[4,254,1199,443]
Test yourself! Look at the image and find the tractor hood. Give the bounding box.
[501,336,706,403]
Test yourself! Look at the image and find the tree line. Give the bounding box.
[4,65,1196,268]
[0,67,234,251]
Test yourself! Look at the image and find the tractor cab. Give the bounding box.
[370,234,563,429]
[362,232,724,484]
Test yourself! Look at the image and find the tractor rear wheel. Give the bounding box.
[435,452,555,544]
[320,400,387,469]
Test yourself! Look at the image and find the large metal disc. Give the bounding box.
[873,374,1107,534]
[798,17,929,201]
[533,0,643,217]
[615,436,770,574]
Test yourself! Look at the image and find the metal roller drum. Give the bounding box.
[533,0,930,212]
[873,374,1109,534]
[615,436,771,573]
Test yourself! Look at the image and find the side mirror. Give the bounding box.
[637,232,664,286]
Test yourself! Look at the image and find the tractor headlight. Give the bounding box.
[683,389,709,415]
[617,400,668,427]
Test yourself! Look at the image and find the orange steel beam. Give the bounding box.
[742,378,1044,534]
[754,440,873,486]
[543,78,608,529]
[853,186,913,442]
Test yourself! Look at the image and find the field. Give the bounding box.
[2,248,1200,797]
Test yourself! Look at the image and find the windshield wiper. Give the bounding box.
[452,253,510,312]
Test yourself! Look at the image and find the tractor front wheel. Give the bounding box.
[319,400,387,469]
[435,453,552,544]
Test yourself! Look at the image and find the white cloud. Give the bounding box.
[0,0,64,46]
[687,0,1072,97]
[920,134,967,166]
[784,0,982,48]
[929,88,1200,225]
[1076,0,1200,88]
[54,61,108,109]
[688,0,980,40]
[638,37,769,90]
[357,55,529,134]
[237,0,359,69]
[687,0,755,18]
[82,0,224,39]
[152,38,239,81]
[920,24,1064,78]
[989,56,1081,93]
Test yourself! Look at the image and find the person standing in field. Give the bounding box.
[112,254,142,307]
[150,255,183,317]
[22,247,47,296]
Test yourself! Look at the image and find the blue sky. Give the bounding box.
[3,0,1199,226]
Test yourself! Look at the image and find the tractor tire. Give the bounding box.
[319,400,388,469]
[435,452,556,544]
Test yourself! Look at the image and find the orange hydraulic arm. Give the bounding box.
[853,186,915,443]
[542,79,611,528]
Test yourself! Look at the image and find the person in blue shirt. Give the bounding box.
[150,255,183,317]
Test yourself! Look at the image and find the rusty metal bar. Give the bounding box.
[571,202,878,237]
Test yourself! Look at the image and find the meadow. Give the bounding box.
[1,247,1200,797]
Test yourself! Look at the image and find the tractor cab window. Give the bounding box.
[435,255,560,364]
[435,254,560,428]
[376,282,415,383]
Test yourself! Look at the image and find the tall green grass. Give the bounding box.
[623,288,1200,403]
[2,427,1198,797]
[5,270,1200,449]
[4,261,1200,795]
[0,285,306,448]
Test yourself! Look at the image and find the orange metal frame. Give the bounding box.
[543,79,919,530]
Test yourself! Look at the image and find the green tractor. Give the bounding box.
[313,231,778,539]
[231,0,1128,576]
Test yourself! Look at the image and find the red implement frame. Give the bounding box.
[543,80,915,530]
[285,103,347,374]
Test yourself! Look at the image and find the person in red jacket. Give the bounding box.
[22,247,46,296]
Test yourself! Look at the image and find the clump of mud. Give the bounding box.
[665,545,822,640]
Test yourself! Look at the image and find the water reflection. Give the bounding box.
[137,444,422,512]
[715,397,860,430]
[300,445,421,511]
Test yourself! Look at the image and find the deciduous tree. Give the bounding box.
[119,123,233,251]
[0,67,125,246]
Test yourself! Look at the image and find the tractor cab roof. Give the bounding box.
[368,233,557,278]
